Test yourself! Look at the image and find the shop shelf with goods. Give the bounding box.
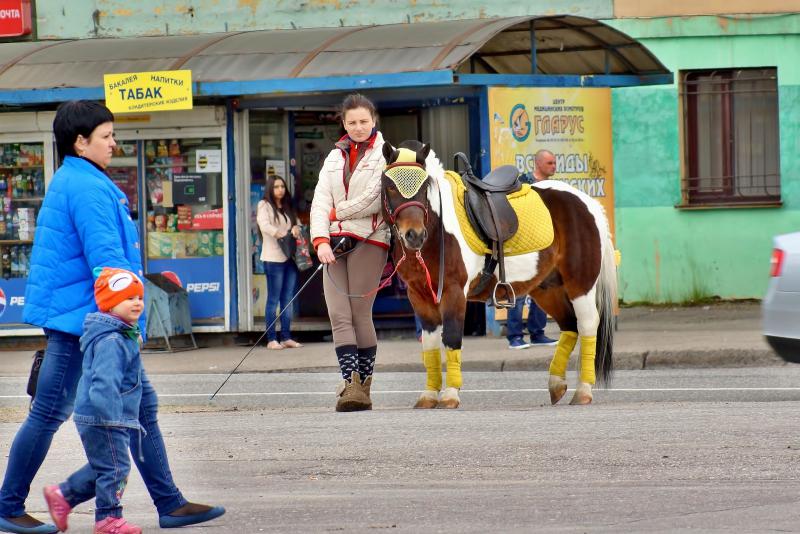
[143,137,225,262]
[0,142,45,280]
[142,136,226,327]
[106,140,140,220]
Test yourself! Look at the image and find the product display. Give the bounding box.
[145,138,224,258]
[107,140,139,215]
[0,142,45,278]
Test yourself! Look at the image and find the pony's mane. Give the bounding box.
[423,149,446,219]
[425,149,445,181]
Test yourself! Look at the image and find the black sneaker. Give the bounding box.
[531,334,558,346]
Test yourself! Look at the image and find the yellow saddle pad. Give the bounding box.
[443,170,554,256]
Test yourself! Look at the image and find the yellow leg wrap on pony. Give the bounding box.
[579,335,597,385]
[445,348,462,389]
[422,349,442,391]
[548,331,578,378]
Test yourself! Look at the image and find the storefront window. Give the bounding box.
[248,111,286,322]
[107,140,139,220]
[0,142,45,280]
[143,137,226,326]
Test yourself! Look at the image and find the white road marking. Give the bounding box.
[3,387,800,400]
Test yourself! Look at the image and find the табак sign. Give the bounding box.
[104,70,193,114]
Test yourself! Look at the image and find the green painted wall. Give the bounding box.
[35,1,612,39]
[607,16,800,302]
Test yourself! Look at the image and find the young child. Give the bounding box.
[43,267,145,534]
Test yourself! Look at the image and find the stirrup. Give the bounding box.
[492,282,516,308]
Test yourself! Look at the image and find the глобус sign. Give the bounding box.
[0,0,32,37]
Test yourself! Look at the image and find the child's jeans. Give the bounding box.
[76,423,131,521]
[0,329,187,519]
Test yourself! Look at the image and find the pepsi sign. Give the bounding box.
[0,279,28,324]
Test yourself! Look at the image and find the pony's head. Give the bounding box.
[381,140,432,250]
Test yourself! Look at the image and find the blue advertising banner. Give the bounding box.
[148,256,224,321]
[0,277,29,325]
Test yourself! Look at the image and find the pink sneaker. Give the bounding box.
[43,484,71,531]
[94,517,142,534]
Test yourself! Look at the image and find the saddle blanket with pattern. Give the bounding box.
[443,170,554,256]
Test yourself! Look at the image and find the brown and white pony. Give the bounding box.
[380,140,616,408]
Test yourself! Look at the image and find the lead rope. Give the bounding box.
[209,238,350,400]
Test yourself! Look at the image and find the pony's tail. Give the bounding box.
[595,233,617,385]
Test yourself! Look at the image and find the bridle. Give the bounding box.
[382,155,445,305]
[382,161,430,226]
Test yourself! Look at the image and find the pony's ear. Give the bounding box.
[419,143,431,165]
[382,142,397,163]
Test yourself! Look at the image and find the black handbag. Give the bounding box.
[277,234,297,259]
[27,349,45,402]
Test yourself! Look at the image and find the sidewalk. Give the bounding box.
[0,302,782,377]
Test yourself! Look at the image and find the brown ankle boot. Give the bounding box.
[335,371,371,412]
[362,375,373,409]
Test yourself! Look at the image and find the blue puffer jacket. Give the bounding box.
[74,312,143,431]
[23,156,145,336]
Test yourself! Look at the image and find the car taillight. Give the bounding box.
[770,248,784,277]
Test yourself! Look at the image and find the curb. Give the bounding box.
[270,349,783,374]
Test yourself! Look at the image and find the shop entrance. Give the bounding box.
[243,102,473,333]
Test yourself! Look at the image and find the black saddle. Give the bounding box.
[454,153,522,308]
[471,165,522,192]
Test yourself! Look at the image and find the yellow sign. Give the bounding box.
[104,70,193,114]
[488,87,615,237]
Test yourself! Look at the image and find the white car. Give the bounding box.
[764,231,800,363]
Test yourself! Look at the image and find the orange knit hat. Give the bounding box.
[94,267,144,312]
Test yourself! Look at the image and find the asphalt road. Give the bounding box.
[1,368,799,533]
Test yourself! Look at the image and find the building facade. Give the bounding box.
[1,0,790,335]
[604,8,800,302]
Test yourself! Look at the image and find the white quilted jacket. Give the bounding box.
[310,131,391,248]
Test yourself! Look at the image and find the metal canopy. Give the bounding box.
[0,15,671,103]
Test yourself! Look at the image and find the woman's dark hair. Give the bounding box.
[53,100,115,162]
[262,175,297,226]
[339,93,377,121]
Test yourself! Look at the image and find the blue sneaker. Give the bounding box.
[159,504,225,529]
[531,334,558,346]
[508,338,530,350]
[0,515,58,534]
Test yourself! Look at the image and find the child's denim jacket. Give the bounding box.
[74,312,144,432]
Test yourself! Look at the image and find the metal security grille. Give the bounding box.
[680,68,781,206]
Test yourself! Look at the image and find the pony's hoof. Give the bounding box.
[437,387,460,409]
[548,375,568,405]
[569,382,593,405]
[414,390,439,409]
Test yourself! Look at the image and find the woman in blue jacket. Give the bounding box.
[0,101,224,534]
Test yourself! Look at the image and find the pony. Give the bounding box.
[380,140,616,409]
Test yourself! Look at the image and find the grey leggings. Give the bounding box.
[322,242,388,348]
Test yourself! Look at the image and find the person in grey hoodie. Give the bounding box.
[43,267,146,534]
